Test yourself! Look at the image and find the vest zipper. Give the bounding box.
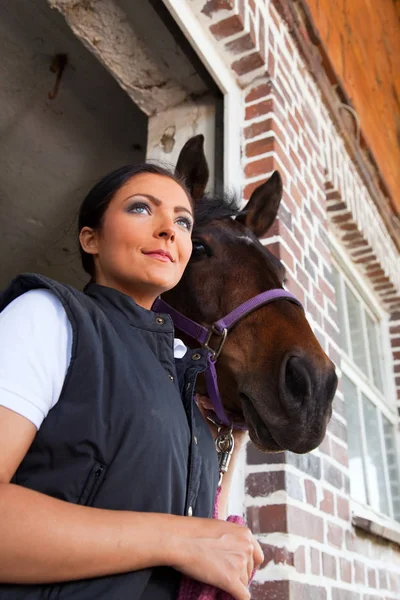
[78,462,106,506]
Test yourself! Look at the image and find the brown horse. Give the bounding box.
[164,136,337,454]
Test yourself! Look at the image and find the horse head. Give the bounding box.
[163,135,338,453]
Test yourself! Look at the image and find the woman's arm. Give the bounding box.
[0,407,262,600]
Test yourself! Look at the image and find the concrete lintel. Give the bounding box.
[48,0,188,115]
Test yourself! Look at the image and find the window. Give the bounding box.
[333,263,400,522]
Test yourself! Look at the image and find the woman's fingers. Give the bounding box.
[253,537,264,569]
[170,516,264,598]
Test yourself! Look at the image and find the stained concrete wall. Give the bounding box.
[0,0,214,289]
[0,0,148,288]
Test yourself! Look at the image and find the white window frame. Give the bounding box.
[330,234,400,531]
[162,0,243,194]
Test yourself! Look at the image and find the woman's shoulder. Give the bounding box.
[0,273,91,319]
[2,287,67,318]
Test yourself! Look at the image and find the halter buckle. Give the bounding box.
[204,325,228,362]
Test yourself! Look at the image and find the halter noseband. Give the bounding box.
[153,289,303,429]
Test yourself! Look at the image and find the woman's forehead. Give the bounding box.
[117,172,191,206]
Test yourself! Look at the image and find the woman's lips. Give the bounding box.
[143,250,174,263]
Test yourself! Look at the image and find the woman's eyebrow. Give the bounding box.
[126,193,193,217]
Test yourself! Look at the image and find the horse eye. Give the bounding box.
[191,241,208,260]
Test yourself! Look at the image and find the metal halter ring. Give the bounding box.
[204,325,228,362]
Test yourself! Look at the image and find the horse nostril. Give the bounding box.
[326,368,338,401]
[284,356,312,402]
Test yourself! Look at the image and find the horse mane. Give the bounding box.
[193,192,241,231]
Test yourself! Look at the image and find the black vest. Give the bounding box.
[0,274,218,600]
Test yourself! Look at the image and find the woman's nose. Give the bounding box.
[155,221,175,241]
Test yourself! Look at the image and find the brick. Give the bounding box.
[378,569,388,589]
[247,443,283,465]
[232,51,264,76]
[294,546,306,573]
[296,264,310,292]
[278,203,293,230]
[246,470,285,496]
[287,505,324,542]
[305,256,316,280]
[245,83,272,103]
[247,504,286,534]
[354,560,365,585]
[331,439,349,467]
[279,244,295,273]
[310,546,321,575]
[368,568,377,588]
[202,0,235,18]
[322,552,337,579]
[258,11,265,61]
[305,479,317,506]
[225,32,254,54]
[251,580,289,600]
[323,459,345,490]
[340,558,352,583]
[260,543,293,569]
[248,504,324,541]
[245,156,275,178]
[337,496,350,521]
[263,450,322,479]
[345,530,358,552]
[209,14,244,39]
[328,522,344,548]
[268,47,275,77]
[320,488,335,514]
[246,470,303,501]
[245,106,271,128]
[389,571,400,592]
[332,589,361,600]
[245,137,275,157]
[259,544,305,575]
[319,434,331,456]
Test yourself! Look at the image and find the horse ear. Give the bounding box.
[236,171,282,238]
[175,134,209,201]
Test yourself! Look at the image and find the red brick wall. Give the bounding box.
[191,0,400,597]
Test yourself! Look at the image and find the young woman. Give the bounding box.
[0,164,263,600]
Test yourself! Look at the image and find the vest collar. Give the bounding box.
[84,282,174,333]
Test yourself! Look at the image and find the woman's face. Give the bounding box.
[80,173,194,309]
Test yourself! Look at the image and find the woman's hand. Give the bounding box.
[168,515,263,600]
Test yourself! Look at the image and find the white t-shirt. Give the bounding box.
[0,289,187,430]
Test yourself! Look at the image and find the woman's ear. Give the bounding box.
[79,227,98,255]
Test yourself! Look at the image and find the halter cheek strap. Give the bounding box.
[153,289,303,429]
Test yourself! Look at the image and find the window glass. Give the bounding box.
[365,312,384,393]
[383,416,400,520]
[342,375,367,504]
[345,284,368,373]
[332,268,349,354]
[362,395,389,515]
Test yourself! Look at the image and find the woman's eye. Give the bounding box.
[127,202,151,215]
[176,217,193,231]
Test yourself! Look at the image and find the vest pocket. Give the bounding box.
[77,461,106,506]
[46,463,107,599]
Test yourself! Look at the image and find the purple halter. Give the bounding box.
[153,289,303,429]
